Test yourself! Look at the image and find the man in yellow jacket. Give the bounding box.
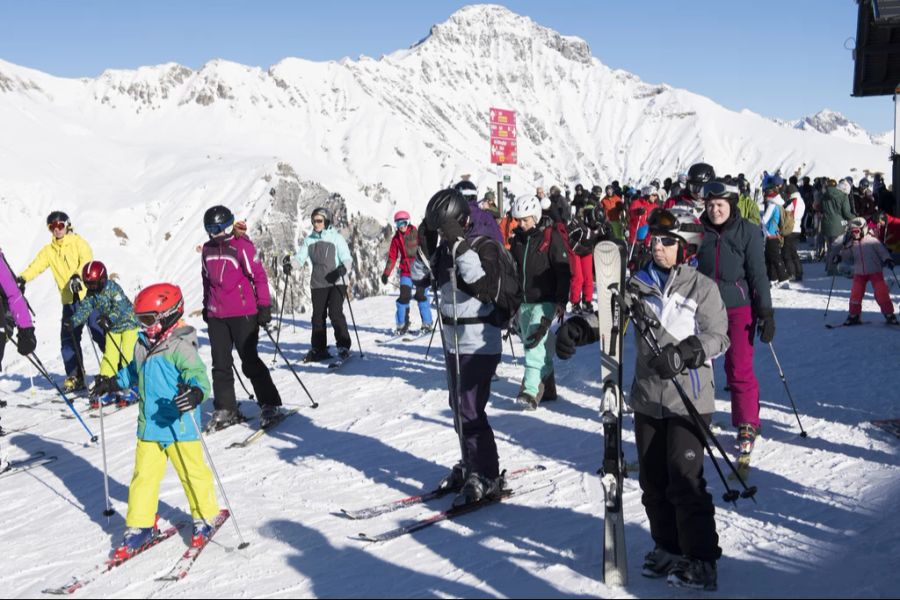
[16,211,105,391]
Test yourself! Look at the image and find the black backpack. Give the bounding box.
[469,235,522,329]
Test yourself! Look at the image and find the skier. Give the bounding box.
[91,283,220,558]
[0,247,36,370]
[381,210,433,335]
[600,185,625,239]
[68,261,140,407]
[835,217,898,325]
[821,179,856,273]
[201,206,282,430]
[568,204,606,313]
[781,182,805,282]
[16,211,105,391]
[508,195,570,408]
[292,206,353,363]
[412,188,515,506]
[555,209,728,590]
[760,184,790,286]
[696,178,774,457]
[454,179,503,243]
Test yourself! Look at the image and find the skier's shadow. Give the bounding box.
[8,433,189,535]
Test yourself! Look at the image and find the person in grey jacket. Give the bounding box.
[555,209,729,591]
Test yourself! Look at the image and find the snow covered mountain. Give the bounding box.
[774,109,890,147]
[0,3,891,315]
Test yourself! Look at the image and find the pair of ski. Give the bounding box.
[375,329,430,345]
[42,509,230,595]
[0,450,57,479]
[226,407,299,449]
[342,465,547,542]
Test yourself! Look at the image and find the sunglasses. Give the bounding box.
[312,218,325,224]
[48,221,67,231]
[395,220,409,228]
[650,236,679,247]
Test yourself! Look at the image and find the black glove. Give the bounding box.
[201,307,209,323]
[282,255,293,275]
[524,316,553,350]
[438,217,466,246]
[325,264,348,284]
[634,207,646,216]
[676,335,706,369]
[381,273,389,285]
[96,315,113,333]
[257,305,272,327]
[757,309,776,343]
[174,383,204,413]
[555,315,597,360]
[91,375,120,398]
[16,326,36,356]
[15,276,25,293]
[648,344,685,379]
[68,275,83,295]
[886,258,896,270]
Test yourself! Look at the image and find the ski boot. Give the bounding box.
[642,546,679,578]
[63,376,85,393]
[302,348,333,363]
[843,314,862,326]
[885,314,899,326]
[191,518,213,548]
[540,373,557,402]
[259,405,281,429]
[452,471,504,508]
[667,557,717,591]
[336,346,351,360]
[420,323,433,334]
[116,389,139,408]
[517,381,545,411]
[580,300,594,314]
[737,423,758,456]
[437,462,466,493]
[205,409,246,433]
[90,394,117,410]
[114,515,160,560]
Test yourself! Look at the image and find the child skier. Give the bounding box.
[68,261,140,407]
[836,217,898,326]
[92,282,220,558]
[381,210,433,335]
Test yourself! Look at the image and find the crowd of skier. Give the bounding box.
[1,160,899,592]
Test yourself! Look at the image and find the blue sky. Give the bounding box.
[0,0,891,133]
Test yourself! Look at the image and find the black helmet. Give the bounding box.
[687,162,716,198]
[425,189,470,231]
[453,180,478,199]
[583,204,607,230]
[311,207,333,228]
[46,211,71,232]
[203,205,234,235]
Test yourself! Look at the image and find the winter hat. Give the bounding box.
[837,180,851,195]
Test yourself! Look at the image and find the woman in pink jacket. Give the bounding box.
[837,217,898,326]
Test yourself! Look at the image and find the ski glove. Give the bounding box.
[757,309,776,343]
[524,316,553,350]
[282,255,293,275]
[381,273,389,285]
[257,305,272,327]
[555,315,597,360]
[886,258,896,270]
[67,275,83,295]
[15,276,25,293]
[91,375,120,398]
[201,307,209,323]
[16,326,36,356]
[676,335,706,369]
[96,315,113,333]
[174,383,204,413]
[648,344,685,379]
[325,264,348,284]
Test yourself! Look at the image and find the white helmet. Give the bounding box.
[511,195,542,222]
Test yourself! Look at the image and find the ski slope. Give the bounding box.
[1,257,898,598]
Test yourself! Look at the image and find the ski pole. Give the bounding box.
[187,411,249,550]
[823,272,837,319]
[263,327,318,408]
[86,329,115,517]
[232,364,255,401]
[447,255,470,470]
[339,275,364,358]
[272,265,290,365]
[22,350,97,442]
[767,342,807,438]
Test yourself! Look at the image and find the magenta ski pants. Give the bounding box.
[723,305,760,428]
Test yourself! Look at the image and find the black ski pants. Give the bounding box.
[311,285,351,352]
[634,412,721,562]
[764,237,789,282]
[781,233,803,281]
[446,352,501,479]
[208,315,281,412]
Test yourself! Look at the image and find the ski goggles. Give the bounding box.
[395,219,409,228]
[48,220,67,231]
[311,217,326,224]
[205,220,234,235]
[650,235,679,247]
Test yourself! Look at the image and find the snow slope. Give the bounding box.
[1,259,899,598]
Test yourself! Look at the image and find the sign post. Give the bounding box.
[490,107,517,216]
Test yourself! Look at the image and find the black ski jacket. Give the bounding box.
[509,225,570,305]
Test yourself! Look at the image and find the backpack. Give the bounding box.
[779,203,795,236]
[469,235,522,329]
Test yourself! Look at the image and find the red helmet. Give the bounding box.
[82,261,108,292]
[133,283,184,339]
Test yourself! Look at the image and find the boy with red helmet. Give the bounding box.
[382,210,434,335]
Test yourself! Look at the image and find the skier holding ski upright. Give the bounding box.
[836,217,898,326]
[292,206,353,363]
[91,283,220,558]
[412,188,518,507]
[555,208,727,590]
[381,211,433,335]
[201,206,283,431]
[696,178,774,457]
